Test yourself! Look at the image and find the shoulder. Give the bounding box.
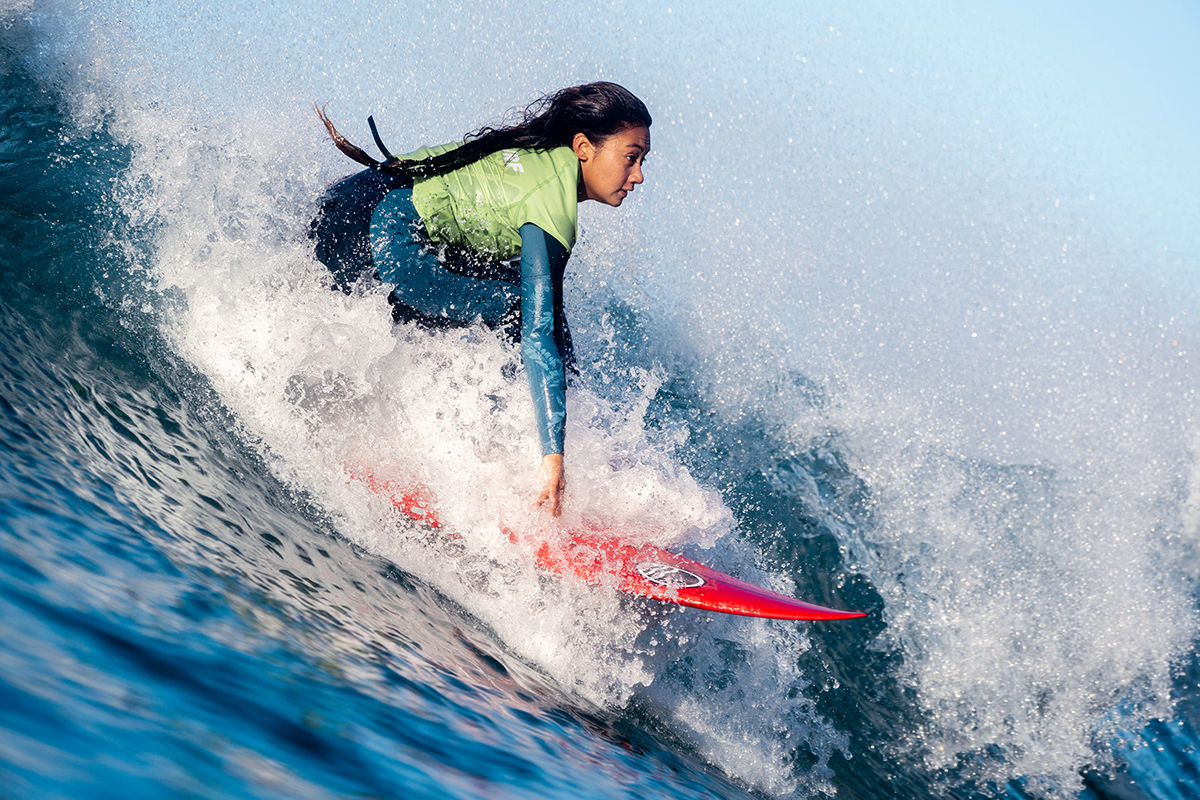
[503,146,578,181]
[508,148,578,252]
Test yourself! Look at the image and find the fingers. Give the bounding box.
[535,481,564,517]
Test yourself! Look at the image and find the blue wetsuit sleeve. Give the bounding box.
[519,223,571,455]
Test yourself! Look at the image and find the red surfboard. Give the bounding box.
[356,473,866,621]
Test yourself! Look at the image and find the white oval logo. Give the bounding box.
[635,562,705,589]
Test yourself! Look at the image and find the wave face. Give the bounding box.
[3,1,1199,798]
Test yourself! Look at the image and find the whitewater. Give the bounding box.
[2,1,1199,798]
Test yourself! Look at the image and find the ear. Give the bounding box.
[572,132,594,162]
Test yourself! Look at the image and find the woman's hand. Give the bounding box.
[536,453,565,517]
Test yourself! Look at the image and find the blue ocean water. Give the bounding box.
[3,2,1200,799]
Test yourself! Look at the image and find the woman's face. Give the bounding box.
[574,125,650,206]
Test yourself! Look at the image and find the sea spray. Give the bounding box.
[7,1,1200,797]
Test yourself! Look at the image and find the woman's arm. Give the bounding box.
[519,223,571,515]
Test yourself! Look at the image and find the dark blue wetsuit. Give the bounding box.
[309,168,575,455]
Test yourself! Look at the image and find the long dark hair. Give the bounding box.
[316,81,652,179]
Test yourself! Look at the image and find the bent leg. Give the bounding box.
[310,168,410,293]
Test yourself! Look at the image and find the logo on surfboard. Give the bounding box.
[635,562,705,589]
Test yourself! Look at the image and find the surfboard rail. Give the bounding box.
[354,472,866,621]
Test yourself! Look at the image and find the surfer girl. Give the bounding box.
[310,82,652,517]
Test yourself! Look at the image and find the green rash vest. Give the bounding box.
[400,143,579,456]
[406,143,580,257]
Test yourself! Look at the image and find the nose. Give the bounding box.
[630,163,644,185]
